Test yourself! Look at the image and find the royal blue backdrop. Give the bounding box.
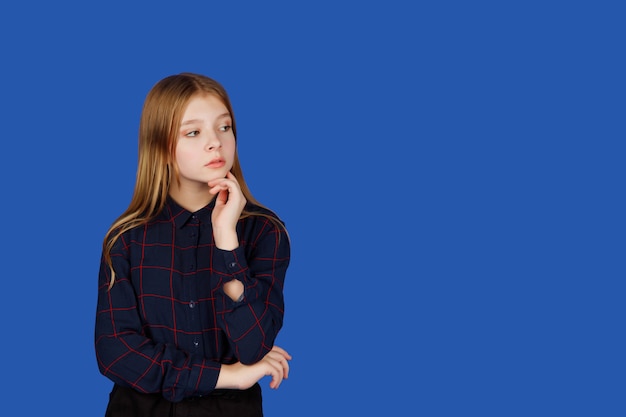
[1,1,624,416]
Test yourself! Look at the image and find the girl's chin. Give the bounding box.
[205,173,228,183]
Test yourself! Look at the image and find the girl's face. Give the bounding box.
[174,93,236,190]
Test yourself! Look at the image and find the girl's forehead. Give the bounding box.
[185,93,227,110]
[180,94,230,123]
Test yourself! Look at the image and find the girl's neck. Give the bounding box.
[169,183,215,213]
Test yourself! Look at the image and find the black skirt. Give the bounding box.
[104,383,263,417]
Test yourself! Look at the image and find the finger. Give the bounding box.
[271,346,292,361]
[265,350,290,363]
[264,351,289,382]
[282,358,290,380]
[208,177,232,188]
[266,361,284,389]
[223,173,243,193]
[265,350,291,380]
[208,182,228,195]
[214,189,227,205]
[207,177,225,187]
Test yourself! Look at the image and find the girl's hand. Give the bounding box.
[262,345,292,389]
[216,346,292,390]
[208,172,246,250]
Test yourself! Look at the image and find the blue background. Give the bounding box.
[1,1,624,416]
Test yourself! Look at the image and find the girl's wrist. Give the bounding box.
[213,229,238,250]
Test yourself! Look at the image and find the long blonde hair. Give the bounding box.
[103,72,286,289]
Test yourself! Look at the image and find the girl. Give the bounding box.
[95,73,292,417]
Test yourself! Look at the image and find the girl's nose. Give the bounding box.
[205,135,221,151]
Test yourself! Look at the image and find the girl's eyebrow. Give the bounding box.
[181,119,202,126]
[181,113,231,126]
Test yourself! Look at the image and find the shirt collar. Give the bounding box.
[165,196,215,229]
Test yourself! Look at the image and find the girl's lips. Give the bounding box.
[206,159,225,168]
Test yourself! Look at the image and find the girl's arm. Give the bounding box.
[211,215,291,364]
[208,173,291,365]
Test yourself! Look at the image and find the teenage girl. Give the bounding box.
[95,73,292,417]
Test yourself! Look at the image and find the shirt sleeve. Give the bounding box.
[94,235,221,403]
[211,217,291,364]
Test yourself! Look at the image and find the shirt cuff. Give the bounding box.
[214,247,248,307]
[214,246,248,278]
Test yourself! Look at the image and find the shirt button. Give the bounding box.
[189,301,196,308]
[229,262,237,268]
[194,341,199,347]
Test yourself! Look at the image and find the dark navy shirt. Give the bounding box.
[95,197,290,402]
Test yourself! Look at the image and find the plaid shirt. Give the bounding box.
[95,197,290,402]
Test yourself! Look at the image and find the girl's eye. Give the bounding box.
[219,125,231,133]
[186,130,200,137]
